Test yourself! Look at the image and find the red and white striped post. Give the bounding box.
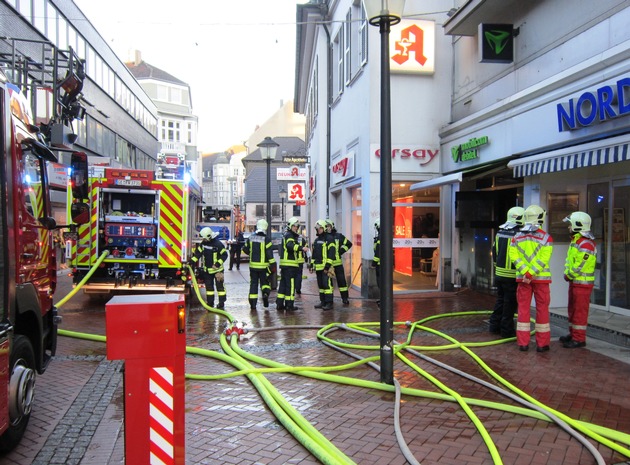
[106,294,186,464]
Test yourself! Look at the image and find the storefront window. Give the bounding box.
[587,182,607,307]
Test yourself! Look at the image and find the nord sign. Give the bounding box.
[557,77,630,131]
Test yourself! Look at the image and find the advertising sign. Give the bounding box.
[287,182,306,206]
[394,197,413,277]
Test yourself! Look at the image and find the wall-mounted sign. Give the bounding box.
[479,24,514,63]
[370,145,439,173]
[451,136,489,163]
[331,152,355,185]
[557,77,630,131]
[287,182,306,206]
[282,156,308,164]
[277,166,308,181]
[390,20,435,75]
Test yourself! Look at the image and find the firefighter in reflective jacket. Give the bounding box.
[277,217,309,311]
[326,219,353,305]
[509,205,553,352]
[243,219,276,311]
[191,227,228,309]
[560,211,597,348]
[488,206,524,338]
[312,219,335,310]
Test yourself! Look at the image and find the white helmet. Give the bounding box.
[287,217,300,230]
[374,219,380,231]
[315,219,327,230]
[199,227,213,239]
[256,219,268,232]
[524,205,546,225]
[563,211,591,233]
[507,206,525,226]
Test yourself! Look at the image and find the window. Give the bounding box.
[157,85,168,101]
[358,4,368,66]
[171,87,182,104]
[333,29,344,97]
[256,205,265,216]
[345,10,352,84]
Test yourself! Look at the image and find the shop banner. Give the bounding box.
[394,197,413,276]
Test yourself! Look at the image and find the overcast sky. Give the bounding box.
[73,0,305,153]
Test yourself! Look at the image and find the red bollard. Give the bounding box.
[106,294,186,465]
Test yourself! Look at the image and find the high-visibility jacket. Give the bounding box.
[509,225,553,283]
[243,231,276,270]
[565,232,596,286]
[329,229,352,266]
[373,233,381,267]
[279,230,301,268]
[493,222,520,279]
[190,238,228,273]
[297,235,307,265]
[311,232,334,271]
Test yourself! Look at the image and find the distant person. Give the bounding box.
[561,212,597,349]
[243,220,275,311]
[295,230,308,296]
[190,227,228,309]
[325,219,352,305]
[311,219,335,310]
[510,205,553,353]
[228,229,245,270]
[371,219,381,307]
[488,207,524,338]
[277,217,309,311]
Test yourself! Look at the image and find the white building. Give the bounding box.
[295,0,453,296]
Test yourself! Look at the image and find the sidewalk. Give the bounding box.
[2,265,629,465]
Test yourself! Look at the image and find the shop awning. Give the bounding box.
[508,136,630,177]
[410,173,462,190]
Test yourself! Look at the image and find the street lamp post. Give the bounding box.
[364,0,405,385]
[257,137,279,237]
[278,185,287,224]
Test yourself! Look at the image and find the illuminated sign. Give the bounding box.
[370,145,439,173]
[479,24,514,63]
[390,20,435,75]
[277,166,308,181]
[331,152,355,185]
[287,182,306,206]
[451,136,489,163]
[557,77,630,131]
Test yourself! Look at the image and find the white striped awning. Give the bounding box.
[509,138,630,178]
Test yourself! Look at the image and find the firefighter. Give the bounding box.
[277,217,309,311]
[311,219,335,310]
[326,219,353,306]
[190,227,228,309]
[243,220,276,311]
[510,205,554,352]
[488,206,524,338]
[295,230,308,296]
[228,229,245,270]
[371,219,381,307]
[560,211,597,348]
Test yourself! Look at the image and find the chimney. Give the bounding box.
[134,50,142,65]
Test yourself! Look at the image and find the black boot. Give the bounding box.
[262,292,269,308]
[314,302,324,308]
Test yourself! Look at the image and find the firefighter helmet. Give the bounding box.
[199,227,213,239]
[325,219,334,230]
[507,206,525,226]
[374,219,380,231]
[315,219,327,230]
[524,205,546,225]
[287,217,300,230]
[563,211,591,233]
[256,219,268,232]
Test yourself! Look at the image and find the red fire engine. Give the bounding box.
[0,42,89,450]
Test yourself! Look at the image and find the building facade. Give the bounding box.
[295,0,453,296]
[417,0,630,317]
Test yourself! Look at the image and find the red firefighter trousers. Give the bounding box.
[568,283,593,343]
[516,281,551,348]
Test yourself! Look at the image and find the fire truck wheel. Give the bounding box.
[0,335,36,452]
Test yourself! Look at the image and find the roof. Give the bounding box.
[126,60,188,86]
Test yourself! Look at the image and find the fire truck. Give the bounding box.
[0,42,89,450]
[67,157,202,296]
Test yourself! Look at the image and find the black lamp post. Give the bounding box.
[278,185,287,224]
[364,0,405,385]
[257,137,279,237]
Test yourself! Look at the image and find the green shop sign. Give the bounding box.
[451,136,489,163]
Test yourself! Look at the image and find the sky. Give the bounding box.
[73,0,305,153]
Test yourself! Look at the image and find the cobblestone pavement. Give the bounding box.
[2,264,630,465]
